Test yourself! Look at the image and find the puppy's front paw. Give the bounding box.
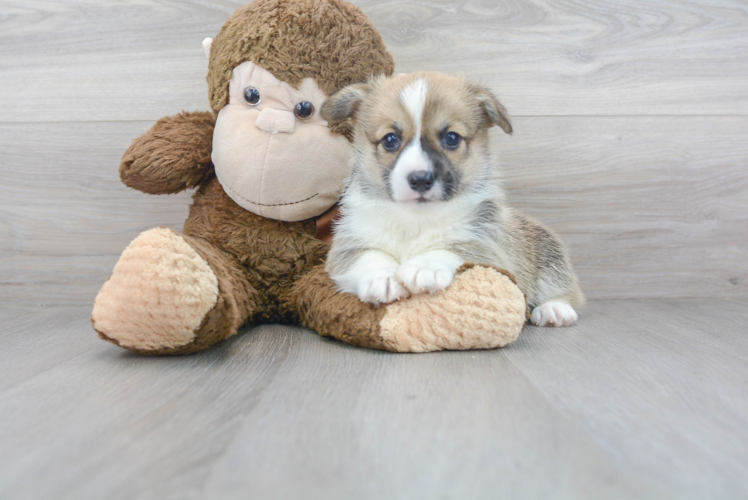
[396,259,456,295]
[531,301,578,327]
[357,272,410,305]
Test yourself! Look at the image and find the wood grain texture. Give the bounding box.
[1,0,747,123]
[1,301,747,499]
[0,122,191,304]
[499,116,748,299]
[2,116,745,304]
[2,3,746,498]
[1,1,746,301]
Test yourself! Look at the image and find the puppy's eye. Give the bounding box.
[381,133,400,152]
[244,87,261,106]
[295,101,314,119]
[443,131,462,149]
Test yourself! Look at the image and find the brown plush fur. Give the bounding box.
[93,0,527,355]
[288,264,392,350]
[183,178,329,325]
[207,0,395,113]
[315,205,341,245]
[120,111,216,194]
[290,263,527,352]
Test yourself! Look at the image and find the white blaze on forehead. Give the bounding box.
[399,78,429,135]
[390,79,436,201]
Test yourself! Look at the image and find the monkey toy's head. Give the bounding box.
[203,0,394,222]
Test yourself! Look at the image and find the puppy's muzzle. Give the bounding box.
[407,170,435,193]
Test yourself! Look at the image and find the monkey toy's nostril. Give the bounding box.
[407,170,435,193]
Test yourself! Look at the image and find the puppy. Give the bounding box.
[321,72,584,327]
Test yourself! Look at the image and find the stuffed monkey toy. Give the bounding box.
[91,0,527,355]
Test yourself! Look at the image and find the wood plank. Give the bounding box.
[0,306,299,500]
[0,121,191,305]
[1,0,747,122]
[0,306,99,392]
[1,117,745,304]
[201,329,670,500]
[3,300,746,498]
[503,298,748,499]
[0,304,657,499]
[499,115,748,300]
[378,0,748,116]
[0,0,224,122]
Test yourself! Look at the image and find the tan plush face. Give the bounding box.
[322,72,512,204]
[212,62,353,222]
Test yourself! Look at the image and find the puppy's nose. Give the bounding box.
[407,170,435,193]
[255,107,295,134]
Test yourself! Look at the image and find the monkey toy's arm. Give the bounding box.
[119,111,216,194]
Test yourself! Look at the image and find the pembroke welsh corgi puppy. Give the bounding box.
[321,72,584,326]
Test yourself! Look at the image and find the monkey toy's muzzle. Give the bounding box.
[212,103,353,222]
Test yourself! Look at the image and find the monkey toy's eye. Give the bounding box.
[443,131,462,150]
[381,133,400,152]
[294,101,314,119]
[244,87,261,106]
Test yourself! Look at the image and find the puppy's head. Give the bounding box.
[322,72,511,203]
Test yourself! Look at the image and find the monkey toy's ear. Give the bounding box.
[202,37,213,59]
[321,83,370,122]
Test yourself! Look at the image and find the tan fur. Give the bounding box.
[379,264,526,352]
[498,210,587,308]
[92,228,219,351]
[289,264,527,352]
[324,72,584,313]
[322,72,508,206]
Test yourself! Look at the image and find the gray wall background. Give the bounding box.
[1,0,746,305]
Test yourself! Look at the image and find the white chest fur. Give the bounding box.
[338,186,485,263]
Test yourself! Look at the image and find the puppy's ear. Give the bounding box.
[321,83,370,122]
[471,85,513,135]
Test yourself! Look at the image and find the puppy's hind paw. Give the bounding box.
[531,301,578,327]
[357,274,410,305]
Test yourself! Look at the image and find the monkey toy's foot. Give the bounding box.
[92,227,252,355]
[291,263,528,352]
[92,227,219,354]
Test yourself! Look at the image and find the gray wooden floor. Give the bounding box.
[1,300,747,499]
